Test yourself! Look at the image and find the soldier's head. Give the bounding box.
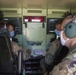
[55,19,63,37]
[6,22,15,38]
[60,13,76,48]
[61,13,74,30]
[6,22,14,32]
[55,19,63,31]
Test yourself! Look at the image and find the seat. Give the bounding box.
[0,30,23,74]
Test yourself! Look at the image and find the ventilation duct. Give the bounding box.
[52,11,66,14]
[1,8,21,15]
[27,10,42,13]
[52,10,69,14]
[3,10,17,14]
[23,9,46,16]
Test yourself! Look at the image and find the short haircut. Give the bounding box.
[63,12,75,19]
[6,22,15,29]
[55,19,63,25]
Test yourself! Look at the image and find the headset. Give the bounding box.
[1,28,9,35]
[64,21,76,38]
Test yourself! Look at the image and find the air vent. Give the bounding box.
[23,9,46,16]
[52,11,66,14]
[3,10,17,14]
[27,10,42,13]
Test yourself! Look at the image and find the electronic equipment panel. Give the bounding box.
[47,18,60,34]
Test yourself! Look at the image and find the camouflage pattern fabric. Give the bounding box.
[11,41,23,56]
[26,49,31,60]
[40,39,61,75]
[40,58,48,75]
[45,39,60,65]
[50,44,76,75]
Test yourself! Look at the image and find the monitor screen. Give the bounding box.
[3,17,22,34]
[47,18,60,34]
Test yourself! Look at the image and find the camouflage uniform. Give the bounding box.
[50,43,76,75]
[45,39,60,65]
[40,39,61,75]
[11,41,23,56]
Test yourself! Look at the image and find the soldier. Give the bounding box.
[6,22,18,42]
[55,19,62,37]
[50,13,76,75]
[40,19,63,75]
[6,22,24,56]
[0,22,24,73]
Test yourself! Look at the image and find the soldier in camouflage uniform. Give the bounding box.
[45,39,61,64]
[6,22,24,56]
[50,13,76,75]
[0,22,24,73]
[40,19,62,75]
[40,39,61,75]
[45,19,63,64]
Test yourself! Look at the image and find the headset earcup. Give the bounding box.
[64,22,76,38]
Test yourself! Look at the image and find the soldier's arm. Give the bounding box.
[50,57,76,75]
[11,41,23,56]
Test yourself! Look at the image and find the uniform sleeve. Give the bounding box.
[45,39,60,65]
[50,57,76,75]
[11,41,23,56]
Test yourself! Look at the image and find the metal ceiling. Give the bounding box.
[0,0,76,9]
